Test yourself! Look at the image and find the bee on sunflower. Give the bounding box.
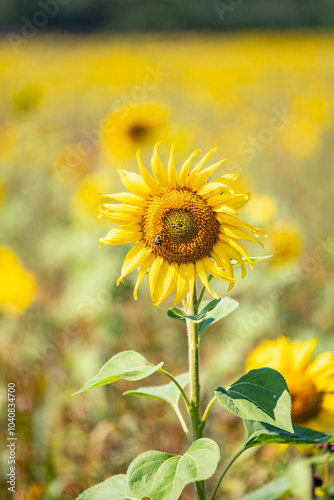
[98,143,266,306]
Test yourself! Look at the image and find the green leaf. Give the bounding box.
[231,255,272,267]
[77,474,138,500]
[215,368,293,433]
[127,438,220,500]
[124,373,189,406]
[73,351,164,395]
[198,297,239,335]
[167,299,220,324]
[240,476,291,500]
[244,420,334,448]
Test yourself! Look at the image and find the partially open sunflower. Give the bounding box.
[99,143,266,306]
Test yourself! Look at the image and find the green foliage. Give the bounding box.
[240,476,291,500]
[167,299,221,323]
[244,420,334,447]
[73,351,164,395]
[127,438,220,500]
[124,372,189,406]
[198,297,239,335]
[167,296,239,335]
[215,368,293,433]
[77,474,137,500]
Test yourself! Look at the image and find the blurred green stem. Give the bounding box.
[187,284,206,499]
[209,447,248,500]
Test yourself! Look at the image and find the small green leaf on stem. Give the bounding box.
[198,297,239,336]
[72,351,164,395]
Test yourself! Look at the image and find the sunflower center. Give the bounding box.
[127,124,149,142]
[142,187,220,263]
[286,376,323,424]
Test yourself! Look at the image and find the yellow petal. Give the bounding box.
[99,227,141,246]
[117,241,152,285]
[197,182,234,200]
[218,240,249,277]
[202,256,236,283]
[291,338,317,371]
[220,225,263,245]
[195,259,219,299]
[228,192,252,209]
[174,263,190,305]
[211,243,234,277]
[118,167,151,199]
[177,149,201,186]
[167,143,178,187]
[212,205,239,215]
[100,203,140,213]
[147,256,165,302]
[216,213,267,237]
[186,263,196,307]
[187,159,226,191]
[100,192,145,206]
[155,262,178,306]
[136,148,160,193]
[151,142,169,187]
[189,147,217,178]
[133,253,155,300]
[99,211,141,226]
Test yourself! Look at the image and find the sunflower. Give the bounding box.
[99,143,266,306]
[102,103,168,159]
[246,337,334,432]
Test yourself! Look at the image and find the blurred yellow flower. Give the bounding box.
[99,143,266,305]
[269,219,301,266]
[102,102,169,159]
[247,194,278,226]
[71,173,112,221]
[0,247,36,315]
[246,337,334,432]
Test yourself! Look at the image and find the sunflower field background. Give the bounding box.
[1,5,334,499]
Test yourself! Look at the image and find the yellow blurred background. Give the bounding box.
[1,31,334,499]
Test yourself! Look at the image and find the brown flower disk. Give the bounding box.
[142,187,220,263]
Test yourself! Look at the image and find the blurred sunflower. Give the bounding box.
[102,102,169,159]
[0,247,36,315]
[246,337,334,432]
[99,143,266,306]
[269,219,301,266]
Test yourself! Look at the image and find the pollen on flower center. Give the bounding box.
[142,186,220,263]
[163,209,198,244]
[288,377,323,424]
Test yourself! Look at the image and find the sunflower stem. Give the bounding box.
[187,284,206,500]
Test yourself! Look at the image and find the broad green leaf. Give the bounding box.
[73,351,164,395]
[231,255,272,267]
[124,373,189,406]
[215,368,293,433]
[77,474,138,500]
[167,299,220,324]
[198,297,239,335]
[127,438,220,500]
[244,420,334,448]
[240,476,291,500]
